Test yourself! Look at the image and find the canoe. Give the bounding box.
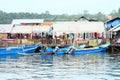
[0,42,41,55]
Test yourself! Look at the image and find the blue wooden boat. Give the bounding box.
[54,44,86,55]
[70,47,106,55]
[39,44,73,55]
[54,42,110,55]
[0,42,41,55]
[54,47,70,55]
[71,42,110,55]
[76,44,86,49]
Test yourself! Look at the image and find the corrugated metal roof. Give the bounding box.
[11,19,44,25]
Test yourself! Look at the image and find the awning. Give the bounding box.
[108,24,120,32]
[113,25,120,31]
[11,25,32,33]
[32,26,50,33]
[11,25,50,33]
[53,22,105,33]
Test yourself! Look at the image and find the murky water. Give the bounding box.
[0,53,120,80]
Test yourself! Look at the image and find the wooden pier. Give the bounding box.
[108,44,120,54]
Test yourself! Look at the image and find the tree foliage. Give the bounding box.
[0,8,120,24]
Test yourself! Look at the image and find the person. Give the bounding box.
[116,38,120,44]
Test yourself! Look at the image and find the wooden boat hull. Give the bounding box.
[39,43,110,55]
[55,43,110,55]
[39,44,73,55]
[71,47,106,55]
[0,43,40,55]
[71,42,110,55]
[54,44,86,55]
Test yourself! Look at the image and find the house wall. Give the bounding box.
[0,33,7,39]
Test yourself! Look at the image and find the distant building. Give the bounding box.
[11,19,44,27]
[0,24,11,39]
[75,16,98,22]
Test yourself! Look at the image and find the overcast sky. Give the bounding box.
[0,0,120,14]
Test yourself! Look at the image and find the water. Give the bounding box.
[0,53,120,80]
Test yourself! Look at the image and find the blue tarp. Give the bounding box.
[105,17,120,28]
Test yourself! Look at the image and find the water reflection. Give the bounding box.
[0,53,120,80]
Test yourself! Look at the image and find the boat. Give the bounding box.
[76,44,86,49]
[38,42,110,55]
[54,42,110,55]
[70,42,110,55]
[0,42,41,55]
[39,44,73,55]
[54,44,86,55]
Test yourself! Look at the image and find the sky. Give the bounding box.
[0,0,120,15]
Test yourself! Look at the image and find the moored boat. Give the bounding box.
[39,44,73,55]
[54,44,86,55]
[0,42,41,55]
[54,42,110,55]
[70,42,110,55]
[38,42,110,55]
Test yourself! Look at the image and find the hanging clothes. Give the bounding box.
[97,32,100,38]
[92,32,94,38]
[90,33,92,38]
[86,33,89,38]
[83,33,85,39]
[94,32,97,39]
